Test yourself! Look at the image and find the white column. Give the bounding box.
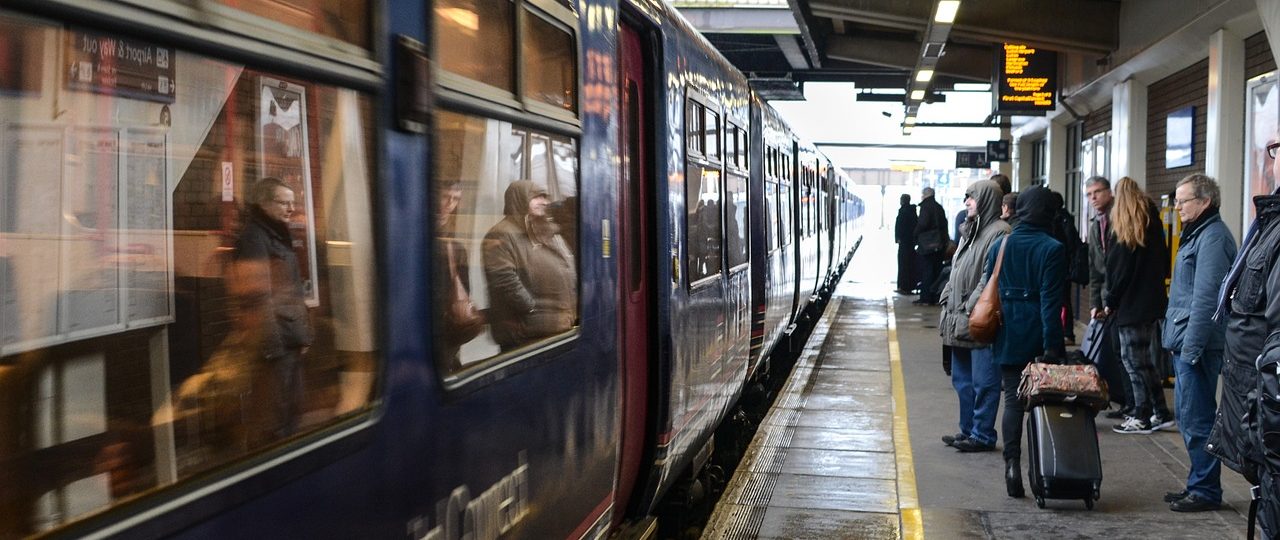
[1208,28,1246,240]
[1260,0,1280,68]
[1014,137,1034,191]
[1045,118,1068,194]
[1111,79,1149,188]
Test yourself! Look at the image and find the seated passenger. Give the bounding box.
[482,180,577,351]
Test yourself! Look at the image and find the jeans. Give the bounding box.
[1117,322,1171,422]
[1173,351,1223,502]
[951,347,1001,445]
[1000,364,1027,461]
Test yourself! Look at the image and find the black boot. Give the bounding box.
[1005,458,1024,498]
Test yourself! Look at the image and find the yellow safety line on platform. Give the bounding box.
[887,295,923,540]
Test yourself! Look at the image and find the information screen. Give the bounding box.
[994,43,1056,115]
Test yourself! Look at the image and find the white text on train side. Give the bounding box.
[407,451,530,540]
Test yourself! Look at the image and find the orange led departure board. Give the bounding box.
[993,43,1056,115]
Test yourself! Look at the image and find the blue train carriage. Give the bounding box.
[750,102,799,371]
[620,0,754,518]
[0,0,623,538]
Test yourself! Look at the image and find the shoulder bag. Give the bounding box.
[968,237,1006,343]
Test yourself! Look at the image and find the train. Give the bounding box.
[0,0,863,538]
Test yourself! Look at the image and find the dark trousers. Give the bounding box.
[1000,364,1026,461]
[897,246,917,292]
[1117,321,1171,422]
[918,251,944,302]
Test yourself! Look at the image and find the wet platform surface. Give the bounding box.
[703,232,1256,539]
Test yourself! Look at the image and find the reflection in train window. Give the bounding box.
[686,100,703,155]
[522,8,577,112]
[0,14,379,537]
[765,181,779,251]
[214,0,371,49]
[686,162,723,283]
[725,173,748,268]
[434,0,515,92]
[704,108,720,162]
[433,110,580,373]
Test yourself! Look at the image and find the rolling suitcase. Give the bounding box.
[1026,402,1102,509]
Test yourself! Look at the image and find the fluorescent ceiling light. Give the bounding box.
[910,89,925,101]
[954,82,991,91]
[915,70,934,83]
[935,0,960,23]
[902,126,914,135]
[904,116,917,125]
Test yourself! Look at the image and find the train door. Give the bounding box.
[616,19,652,522]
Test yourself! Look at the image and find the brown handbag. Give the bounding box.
[444,242,485,343]
[968,237,1007,343]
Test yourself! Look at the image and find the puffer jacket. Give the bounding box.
[1208,193,1280,482]
[1161,209,1236,363]
[939,180,1009,347]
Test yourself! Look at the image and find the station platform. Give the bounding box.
[701,232,1255,539]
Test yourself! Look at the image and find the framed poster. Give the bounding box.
[1165,106,1194,168]
[122,128,174,327]
[1245,73,1279,224]
[257,76,319,307]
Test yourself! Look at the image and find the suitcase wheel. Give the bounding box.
[1035,496,1045,509]
[1084,498,1094,510]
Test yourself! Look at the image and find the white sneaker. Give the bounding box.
[1150,414,1177,432]
[1113,416,1153,434]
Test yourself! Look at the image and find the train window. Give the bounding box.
[434,0,515,92]
[704,108,720,162]
[0,14,380,537]
[725,173,748,268]
[213,0,370,49]
[779,183,793,246]
[433,110,579,373]
[686,100,703,155]
[765,181,779,250]
[686,162,723,284]
[522,8,577,112]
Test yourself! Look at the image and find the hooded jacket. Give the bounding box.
[939,180,1009,347]
[482,181,577,350]
[984,186,1066,366]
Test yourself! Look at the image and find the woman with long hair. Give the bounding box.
[1104,177,1172,434]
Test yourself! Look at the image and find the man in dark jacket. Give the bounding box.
[233,177,313,439]
[1162,174,1237,512]
[1207,140,1280,536]
[895,194,919,294]
[914,187,948,305]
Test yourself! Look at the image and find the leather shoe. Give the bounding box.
[941,433,967,447]
[1170,494,1221,512]
[1163,490,1189,503]
[953,438,995,453]
[1005,458,1024,498]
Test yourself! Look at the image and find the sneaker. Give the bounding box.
[1150,414,1177,432]
[1170,494,1222,512]
[1112,416,1153,434]
[1104,408,1129,420]
[941,433,967,447]
[1163,490,1189,503]
[953,438,996,452]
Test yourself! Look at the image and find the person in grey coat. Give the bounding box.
[1161,174,1237,512]
[937,180,1009,452]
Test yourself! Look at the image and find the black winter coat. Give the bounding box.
[1104,201,1169,326]
[895,204,917,247]
[915,195,947,254]
[233,207,313,358]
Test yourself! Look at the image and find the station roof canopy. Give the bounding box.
[675,0,1120,102]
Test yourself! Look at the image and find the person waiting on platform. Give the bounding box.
[483,180,577,352]
[1001,192,1018,226]
[1104,177,1173,435]
[895,194,919,294]
[983,186,1066,498]
[1209,137,1280,537]
[1160,174,1236,512]
[938,179,1009,453]
[914,187,948,305]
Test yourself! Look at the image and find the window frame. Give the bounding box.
[684,87,724,290]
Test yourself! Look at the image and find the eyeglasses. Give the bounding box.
[1174,197,1201,207]
[1268,142,1280,159]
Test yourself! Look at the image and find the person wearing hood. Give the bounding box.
[1161,174,1236,512]
[938,180,1009,453]
[895,194,919,294]
[232,177,313,439]
[982,185,1066,498]
[1104,177,1173,435]
[483,180,577,352]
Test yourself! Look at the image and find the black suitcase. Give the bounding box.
[1026,402,1103,509]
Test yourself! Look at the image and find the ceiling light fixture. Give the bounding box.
[935,0,960,24]
[902,126,914,135]
[904,116,917,125]
[915,69,934,83]
[909,89,925,101]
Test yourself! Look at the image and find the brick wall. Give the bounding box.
[1145,59,1208,199]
